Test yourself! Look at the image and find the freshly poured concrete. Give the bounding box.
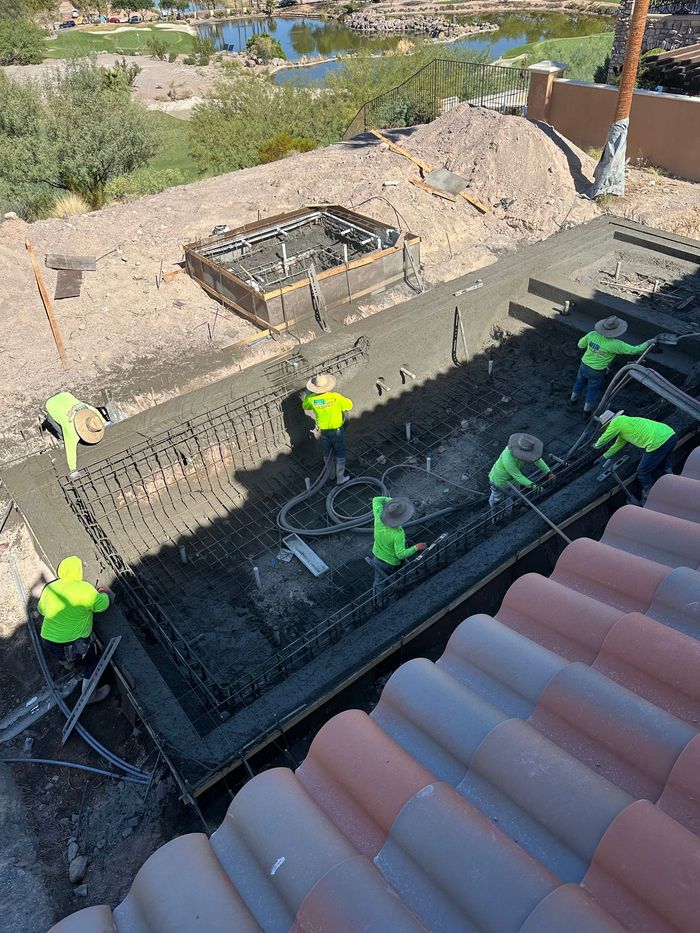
[4,217,699,795]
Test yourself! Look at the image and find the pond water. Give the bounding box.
[195,12,614,85]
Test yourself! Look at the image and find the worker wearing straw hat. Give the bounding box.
[302,372,354,485]
[593,409,676,500]
[571,316,654,414]
[371,496,425,596]
[488,433,554,513]
[44,392,107,476]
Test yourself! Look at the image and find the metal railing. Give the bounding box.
[344,58,531,140]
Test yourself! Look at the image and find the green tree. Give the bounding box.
[264,0,275,13]
[245,32,285,63]
[120,0,154,14]
[0,60,157,213]
[0,16,45,63]
[0,0,27,19]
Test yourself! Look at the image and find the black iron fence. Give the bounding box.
[344,58,531,140]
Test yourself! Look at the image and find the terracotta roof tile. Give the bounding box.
[644,474,700,524]
[372,657,506,785]
[495,574,624,663]
[530,662,696,799]
[656,734,700,836]
[601,505,700,569]
[436,614,567,717]
[593,612,700,725]
[49,907,116,933]
[582,800,700,933]
[550,538,669,612]
[647,566,700,637]
[375,781,559,933]
[296,710,434,857]
[519,884,626,933]
[681,446,700,480]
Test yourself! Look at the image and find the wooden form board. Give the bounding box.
[45,254,97,272]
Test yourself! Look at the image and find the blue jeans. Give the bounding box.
[572,362,607,407]
[320,427,346,463]
[42,635,100,678]
[372,556,396,596]
[637,433,676,489]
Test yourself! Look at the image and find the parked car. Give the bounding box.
[58,19,76,27]
[107,16,121,22]
[128,14,142,23]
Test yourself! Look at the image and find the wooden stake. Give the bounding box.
[26,241,70,371]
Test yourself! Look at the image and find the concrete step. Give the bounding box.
[508,293,691,383]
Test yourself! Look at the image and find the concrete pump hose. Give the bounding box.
[276,461,487,538]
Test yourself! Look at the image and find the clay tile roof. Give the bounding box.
[51,467,700,933]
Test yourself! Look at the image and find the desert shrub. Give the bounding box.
[47,192,90,217]
[258,132,315,163]
[102,56,142,89]
[0,17,45,64]
[167,50,177,62]
[193,33,215,63]
[147,34,168,60]
[105,167,185,202]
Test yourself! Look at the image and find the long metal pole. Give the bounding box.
[508,484,572,545]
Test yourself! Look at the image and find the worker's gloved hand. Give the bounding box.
[97,586,114,597]
[69,469,81,479]
[415,542,427,552]
[310,428,320,440]
[546,472,556,483]
[531,485,542,495]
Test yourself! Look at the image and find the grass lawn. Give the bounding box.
[503,32,614,82]
[140,110,201,182]
[44,23,195,58]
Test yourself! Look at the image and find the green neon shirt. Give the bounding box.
[578,332,652,371]
[45,391,106,471]
[488,447,550,490]
[372,497,417,566]
[594,415,675,459]
[38,556,110,643]
[302,391,353,430]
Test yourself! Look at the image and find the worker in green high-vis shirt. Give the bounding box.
[44,391,106,475]
[38,556,112,703]
[371,496,425,596]
[488,433,554,513]
[571,316,654,413]
[593,409,676,499]
[302,372,354,485]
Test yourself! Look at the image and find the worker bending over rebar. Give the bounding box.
[371,497,425,597]
[44,391,107,476]
[571,316,654,413]
[488,433,554,513]
[38,556,112,703]
[593,410,677,500]
[302,372,353,485]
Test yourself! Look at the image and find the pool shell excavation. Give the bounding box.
[4,216,699,798]
[184,205,421,329]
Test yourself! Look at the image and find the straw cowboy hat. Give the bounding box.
[306,372,337,394]
[508,433,543,463]
[73,408,105,444]
[595,316,628,339]
[596,409,624,428]
[381,497,415,528]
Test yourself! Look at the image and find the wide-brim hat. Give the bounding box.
[596,409,624,428]
[306,372,336,394]
[74,408,105,444]
[381,497,415,528]
[595,315,628,339]
[508,432,543,462]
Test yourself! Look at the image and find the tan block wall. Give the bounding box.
[530,79,700,182]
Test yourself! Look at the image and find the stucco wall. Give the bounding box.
[531,78,700,181]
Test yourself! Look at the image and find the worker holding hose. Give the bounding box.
[371,496,425,597]
[593,410,676,500]
[302,372,353,485]
[38,556,112,703]
[488,433,554,513]
[571,317,654,414]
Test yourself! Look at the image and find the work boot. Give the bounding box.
[583,402,594,414]
[569,393,579,406]
[335,459,350,485]
[82,678,110,704]
[640,485,652,503]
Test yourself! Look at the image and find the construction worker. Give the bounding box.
[593,410,676,499]
[44,392,106,475]
[38,556,112,703]
[371,496,425,596]
[571,316,654,413]
[489,433,554,511]
[302,373,353,485]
